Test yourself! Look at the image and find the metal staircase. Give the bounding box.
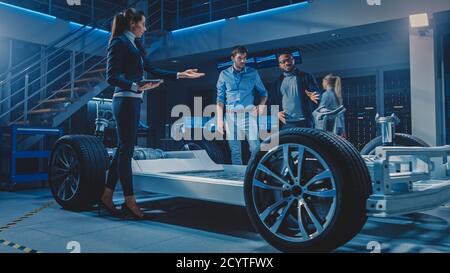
[0,0,154,130]
[0,30,109,128]
[0,0,167,153]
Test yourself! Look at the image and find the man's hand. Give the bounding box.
[250,106,258,117]
[257,104,267,116]
[138,80,163,91]
[278,111,286,124]
[305,90,319,104]
[216,120,225,135]
[249,105,267,117]
[178,69,205,79]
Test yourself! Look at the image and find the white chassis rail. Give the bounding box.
[129,146,450,217]
[364,145,450,217]
[131,150,247,206]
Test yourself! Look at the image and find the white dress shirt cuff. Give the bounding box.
[131,82,138,92]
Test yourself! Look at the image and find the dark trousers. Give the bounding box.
[106,97,141,196]
[281,119,312,130]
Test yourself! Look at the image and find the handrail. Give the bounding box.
[1,43,108,121]
[148,0,160,8]
[0,0,144,83]
[148,8,162,19]
[0,0,145,111]
[0,34,108,106]
[13,54,107,123]
[0,24,88,82]
[2,0,173,124]
[0,27,105,105]
[11,55,108,124]
[0,26,98,88]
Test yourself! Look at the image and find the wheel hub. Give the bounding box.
[291,186,302,197]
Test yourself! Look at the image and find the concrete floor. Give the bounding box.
[0,188,449,253]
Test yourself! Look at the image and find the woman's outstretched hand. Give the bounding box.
[138,80,164,91]
[178,69,205,79]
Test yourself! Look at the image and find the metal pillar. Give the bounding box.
[70,50,75,99]
[24,72,29,123]
[176,0,180,28]
[5,40,13,125]
[209,0,212,21]
[410,24,440,146]
[40,46,47,102]
[376,69,385,116]
[90,0,95,24]
[160,0,164,32]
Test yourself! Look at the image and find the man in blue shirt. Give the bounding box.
[216,45,268,165]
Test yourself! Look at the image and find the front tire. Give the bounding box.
[244,128,372,252]
[49,135,109,211]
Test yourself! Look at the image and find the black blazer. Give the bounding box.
[106,34,177,93]
[268,69,322,126]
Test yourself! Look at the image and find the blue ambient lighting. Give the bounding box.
[0,1,56,20]
[69,21,110,35]
[238,1,309,20]
[172,1,309,34]
[0,1,110,35]
[171,19,226,34]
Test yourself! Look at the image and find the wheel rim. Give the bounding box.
[252,143,337,243]
[50,144,80,201]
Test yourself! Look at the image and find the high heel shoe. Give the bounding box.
[121,202,144,220]
[97,201,123,217]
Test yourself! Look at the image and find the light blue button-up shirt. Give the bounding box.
[216,65,268,110]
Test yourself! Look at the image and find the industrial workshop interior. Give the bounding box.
[0,0,449,258]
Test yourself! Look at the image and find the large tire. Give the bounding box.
[360,133,429,155]
[244,128,372,252]
[48,135,109,211]
[180,140,227,164]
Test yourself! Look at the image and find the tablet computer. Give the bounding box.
[138,79,163,86]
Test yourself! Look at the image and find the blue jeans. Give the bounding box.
[281,119,312,130]
[225,112,260,165]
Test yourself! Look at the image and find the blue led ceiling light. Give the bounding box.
[217,57,256,71]
[238,1,310,20]
[172,19,226,34]
[0,1,110,35]
[69,22,110,35]
[256,54,277,63]
[0,1,56,20]
[172,1,309,34]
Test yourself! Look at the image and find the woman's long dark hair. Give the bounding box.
[110,8,145,43]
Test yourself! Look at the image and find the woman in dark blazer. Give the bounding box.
[100,8,204,219]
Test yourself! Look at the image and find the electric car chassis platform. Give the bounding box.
[47,125,450,252]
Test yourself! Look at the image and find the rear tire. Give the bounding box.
[244,128,371,252]
[360,133,429,155]
[48,135,109,211]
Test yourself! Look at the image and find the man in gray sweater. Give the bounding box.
[269,52,321,129]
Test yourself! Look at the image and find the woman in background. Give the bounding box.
[319,74,346,137]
